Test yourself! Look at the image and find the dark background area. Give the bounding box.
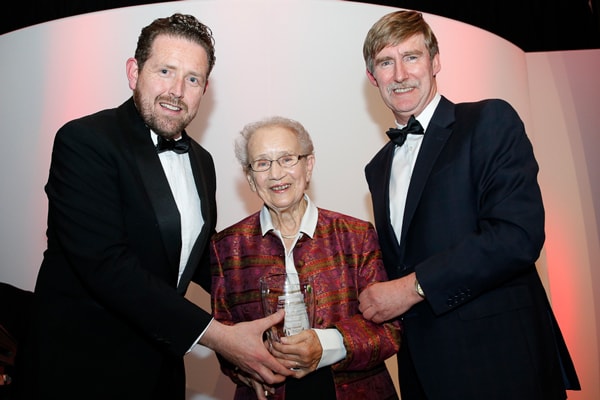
[1,0,599,52]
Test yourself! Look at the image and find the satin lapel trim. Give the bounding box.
[381,143,401,242]
[176,145,210,292]
[122,110,182,274]
[367,142,400,244]
[401,101,453,241]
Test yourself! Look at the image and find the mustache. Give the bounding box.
[386,82,417,95]
[158,96,187,110]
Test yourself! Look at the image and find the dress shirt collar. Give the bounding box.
[395,92,441,132]
[150,131,187,151]
[259,194,318,239]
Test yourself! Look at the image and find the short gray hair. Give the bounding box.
[234,116,314,171]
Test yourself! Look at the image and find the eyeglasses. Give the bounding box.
[248,154,309,172]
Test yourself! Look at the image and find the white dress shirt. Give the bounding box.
[389,93,441,243]
[260,194,347,368]
[152,132,208,351]
[151,132,203,285]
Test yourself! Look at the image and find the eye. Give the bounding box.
[188,76,201,86]
[254,160,271,169]
[279,155,296,166]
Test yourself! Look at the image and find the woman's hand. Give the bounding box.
[270,329,322,379]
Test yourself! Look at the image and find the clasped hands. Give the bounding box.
[236,328,322,399]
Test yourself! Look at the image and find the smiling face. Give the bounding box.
[366,33,440,125]
[245,125,314,214]
[126,34,210,139]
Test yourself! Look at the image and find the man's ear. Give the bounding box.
[125,58,139,91]
[431,53,441,77]
[366,69,379,87]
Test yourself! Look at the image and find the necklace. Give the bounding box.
[280,232,299,239]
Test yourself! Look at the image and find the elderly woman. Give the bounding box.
[210,116,401,400]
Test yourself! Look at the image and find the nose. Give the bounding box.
[268,160,286,179]
[394,62,408,82]
[169,77,185,99]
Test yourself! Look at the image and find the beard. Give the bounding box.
[133,89,196,139]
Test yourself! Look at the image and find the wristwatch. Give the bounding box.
[415,278,426,298]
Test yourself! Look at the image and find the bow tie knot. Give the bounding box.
[156,133,190,154]
[386,115,424,147]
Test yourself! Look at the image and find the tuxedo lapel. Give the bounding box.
[401,97,454,243]
[176,142,211,293]
[381,145,400,244]
[118,99,182,278]
[365,142,404,269]
[369,144,396,230]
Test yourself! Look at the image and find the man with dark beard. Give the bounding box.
[21,13,291,400]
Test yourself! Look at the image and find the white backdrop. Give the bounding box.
[2,1,597,399]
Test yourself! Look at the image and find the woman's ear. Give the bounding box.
[246,171,257,192]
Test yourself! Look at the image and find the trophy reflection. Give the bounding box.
[259,273,315,343]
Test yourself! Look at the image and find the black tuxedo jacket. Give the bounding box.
[23,98,217,399]
[366,96,579,399]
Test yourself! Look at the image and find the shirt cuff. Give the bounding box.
[186,317,215,354]
[313,328,346,368]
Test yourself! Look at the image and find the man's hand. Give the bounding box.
[200,309,292,384]
[234,370,276,399]
[358,273,423,323]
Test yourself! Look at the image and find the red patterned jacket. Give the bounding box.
[210,208,401,399]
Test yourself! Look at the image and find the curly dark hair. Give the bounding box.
[134,13,216,76]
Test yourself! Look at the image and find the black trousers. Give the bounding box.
[285,367,336,400]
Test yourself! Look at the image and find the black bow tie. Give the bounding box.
[156,133,190,154]
[386,115,424,147]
